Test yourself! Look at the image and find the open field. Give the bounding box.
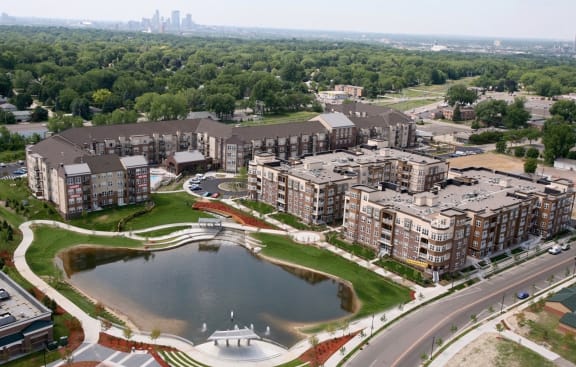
[449,152,526,173]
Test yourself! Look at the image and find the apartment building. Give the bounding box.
[26,137,150,218]
[343,168,574,275]
[248,147,448,225]
[334,85,364,98]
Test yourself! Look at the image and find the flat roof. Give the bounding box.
[0,272,51,330]
[173,150,205,163]
[63,163,91,176]
[371,169,563,218]
[120,155,148,168]
[316,113,355,128]
[208,328,260,341]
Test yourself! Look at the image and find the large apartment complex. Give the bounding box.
[27,110,416,218]
[248,146,448,225]
[343,168,574,276]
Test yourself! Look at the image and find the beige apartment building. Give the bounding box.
[343,168,574,275]
[248,147,448,225]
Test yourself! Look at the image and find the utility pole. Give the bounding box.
[500,293,506,314]
[431,336,436,357]
[370,314,375,337]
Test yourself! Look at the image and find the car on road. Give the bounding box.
[12,169,25,175]
[0,163,5,168]
[516,291,529,300]
[189,184,202,191]
[202,192,212,197]
[548,245,562,255]
[561,242,571,251]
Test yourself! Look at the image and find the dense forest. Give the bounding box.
[1,26,576,125]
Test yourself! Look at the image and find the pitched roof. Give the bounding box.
[548,287,576,312]
[172,150,205,163]
[315,113,356,128]
[120,156,148,168]
[231,121,326,141]
[560,312,576,329]
[83,155,124,174]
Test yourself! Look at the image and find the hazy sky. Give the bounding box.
[2,0,574,40]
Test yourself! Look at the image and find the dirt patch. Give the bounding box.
[449,152,525,173]
[444,332,501,367]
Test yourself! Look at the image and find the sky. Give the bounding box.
[2,0,575,40]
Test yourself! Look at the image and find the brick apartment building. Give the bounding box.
[248,146,448,225]
[343,168,574,275]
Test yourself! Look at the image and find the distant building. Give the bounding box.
[0,271,53,360]
[442,105,476,121]
[171,10,180,31]
[554,158,576,171]
[334,85,364,98]
[164,150,210,175]
[318,91,349,104]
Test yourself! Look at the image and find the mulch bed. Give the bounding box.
[298,332,358,367]
[193,201,276,229]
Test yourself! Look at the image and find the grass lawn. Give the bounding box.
[270,212,325,231]
[376,259,429,286]
[239,111,318,126]
[238,199,276,215]
[69,203,146,231]
[26,226,142,276]
[254,233,410,319]
[526,311,576,363]
[495,338,554,367]
[0,179,61,226]
[135,226,192,238]
[378,98,442,112]
[326,233,376,261]
[124,193,213,230]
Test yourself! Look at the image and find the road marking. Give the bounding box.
[369,360,379,367]
[390,255,576,367]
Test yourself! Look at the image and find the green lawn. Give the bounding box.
[238,199,276,215]
[240,111,318,126]
[376,259,429,286]
[26,226,142,276]
[0,179,61,226]
[382,98,442,112]
[326,233,376,260]
[254,233,410,318]
[526,312,576,363]
[135,226,192,238]
[270,212,325,231]
[124,193,213,230]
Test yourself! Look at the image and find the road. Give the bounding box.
[346,247,576,367]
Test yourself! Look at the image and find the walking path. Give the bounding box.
[13,207,572,367]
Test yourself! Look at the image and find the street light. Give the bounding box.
[500,293,506,314]
[573,256,576,279]
[431,335,436,356]
[370,314,375,337]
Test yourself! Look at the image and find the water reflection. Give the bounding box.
[60,238,355,346]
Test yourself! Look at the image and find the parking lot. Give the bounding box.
[184,175,247,200]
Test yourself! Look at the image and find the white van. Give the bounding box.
[548,245,562,255]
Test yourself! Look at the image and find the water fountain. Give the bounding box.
[250,323,254,330]
[265,326,270,336]
[201,323,207,332]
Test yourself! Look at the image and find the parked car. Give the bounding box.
[516,291,529,300]
[0,163,6,168]
[203,192,212,197]
[189,184,202,191]
[548,245,562,255]
[12,169,25,175]
[561,242,571,251]
[211,192,220,198]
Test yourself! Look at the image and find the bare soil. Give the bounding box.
[444,332,501,367]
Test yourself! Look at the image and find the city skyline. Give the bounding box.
[1,0,575,40]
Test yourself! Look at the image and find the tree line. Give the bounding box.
[1,26,576,126]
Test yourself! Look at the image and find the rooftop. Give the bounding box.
[0,272,51,331]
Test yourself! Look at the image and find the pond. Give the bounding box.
[60,238,355,347]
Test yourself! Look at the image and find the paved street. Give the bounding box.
[345,246,576,367]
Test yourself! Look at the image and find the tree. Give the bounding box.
[526,147,540,158]
[495,139,507,154]
[452,104,462,122]
[206,93,235,120]
[150,328,161,343]
[70,98,91,120]
[542,117,576,164]
[280,61,306,83]
[503,98,530,129]
[496,323,504,334]
[11,93,33,110]
[474,99,507,126]
[524,158,538,174]
[550,100,576,122]
[309,335,319,367]
[445,84,477,107]
[30,106,49,122]
[0,110,15,124]
[148,93,188,121]
[92,88,113,107]
[123,326,133,342]
[514,146,526,158]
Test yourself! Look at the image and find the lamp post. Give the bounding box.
[370,314,375,337]
[431,336,436,356]
[500,293,506,314]
[573,256,576,279]
[43,342,47,367]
